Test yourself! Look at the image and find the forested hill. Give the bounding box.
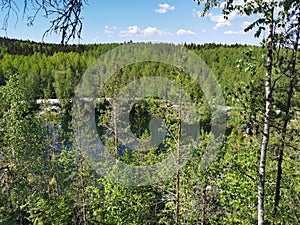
[0,37,299,224]
[0,37,265,102]
[0,36,120,55]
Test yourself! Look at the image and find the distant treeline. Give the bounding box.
[0,36,265,103]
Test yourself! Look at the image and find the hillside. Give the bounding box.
[0,37,299,224]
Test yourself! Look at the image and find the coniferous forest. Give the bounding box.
[0,34,299,225]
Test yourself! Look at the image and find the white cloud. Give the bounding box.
[119,26,140,36]
[105,25,117,35]
[208,11,238,23]
[193,9,239,30]
[213,21,231,30]
[144,27,171,36]
[119,26,172,37]
[176,29,196,36]
[224,30,240,35]
[192,9,202,18]
[224,20,254,35]
[217,0,245,8]
[207,13,231,30]
[193,1,255,32]
[208,11,238,30]
[232,0,246,7]
[224,30,246,35]
[155,3,175,14]
[241,21,251,29]
[219,2,227,8]
[119,26,196,37]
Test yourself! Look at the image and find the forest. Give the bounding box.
[0,31,299,225]
[0,0,299,224]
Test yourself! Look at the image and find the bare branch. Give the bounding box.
[0,0,88,44]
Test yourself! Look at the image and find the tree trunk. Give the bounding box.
[258,3,274,225]
[273,17,300,223]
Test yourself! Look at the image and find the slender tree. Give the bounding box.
[273,3,300,222]
[193,1,278,224]
[258,3,274,224]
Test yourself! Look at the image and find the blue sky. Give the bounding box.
[0,0,261,45]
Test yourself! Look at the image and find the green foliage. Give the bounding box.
[0,38,299,224]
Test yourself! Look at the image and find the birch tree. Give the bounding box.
[193,0,284,224]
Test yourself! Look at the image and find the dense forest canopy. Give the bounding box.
[0,37,299,224]
[0,36,263,99]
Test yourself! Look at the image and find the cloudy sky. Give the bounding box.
[0,0,261,45]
